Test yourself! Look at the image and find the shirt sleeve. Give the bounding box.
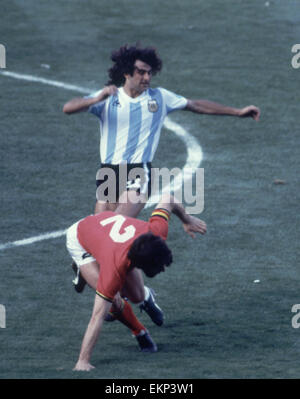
[148,208,170,240]
[84,90,106,119]
[159,87,188,114]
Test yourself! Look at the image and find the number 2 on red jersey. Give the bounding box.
[100,215,136,243]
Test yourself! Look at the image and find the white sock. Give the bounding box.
[136,329,146,337]
[136,286,150,306]
[144,286,151,301]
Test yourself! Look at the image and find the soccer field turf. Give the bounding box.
[0,0,300,379]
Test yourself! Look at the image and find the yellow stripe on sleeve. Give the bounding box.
[96,290,114,303]
[151,208,170,222]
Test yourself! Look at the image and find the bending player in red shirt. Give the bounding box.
[66,193,207,371]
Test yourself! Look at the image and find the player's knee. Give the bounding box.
[112,294,123,311]
[129,287,145,304]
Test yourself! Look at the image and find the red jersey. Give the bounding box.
[77,209,170,302]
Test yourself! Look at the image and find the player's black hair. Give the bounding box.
[106,44,162,86]
[128,232,172,278]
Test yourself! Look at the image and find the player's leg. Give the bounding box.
[66,222,99,292]
[110,292,157,353]
[115,189,146,217]
[121,268,164,327]
[121,268,145,303]
[95,163,120,214]
[115,162,152,217]
[94,200,118,215]
[79,261,99,290]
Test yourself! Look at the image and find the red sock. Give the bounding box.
[110,300,146,336]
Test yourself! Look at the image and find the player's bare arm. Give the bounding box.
[156,194,207,237]
[185,99,260,121]
[73,294,111,371]
[63,85,118,114]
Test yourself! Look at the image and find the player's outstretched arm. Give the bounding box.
[156,194,207,238]
[63,85,118,114]
[73,294,111,371]
[185,99,260,121]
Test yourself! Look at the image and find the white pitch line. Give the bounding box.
[0,71,203,251]
[0,230,67,251]
[145,116,202,207]
[0,70,90,93]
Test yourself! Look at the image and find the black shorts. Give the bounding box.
[96,162,152,202]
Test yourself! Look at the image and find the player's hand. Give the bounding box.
[238,105,260,121]
[73,360,95,371]
[183,216,207,238]
[98,85,118,101]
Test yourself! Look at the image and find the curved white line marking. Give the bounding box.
[145,116,202,207]
[0,71,203,250]
[0,70,90,93]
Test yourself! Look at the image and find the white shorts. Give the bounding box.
[66,221,96,267]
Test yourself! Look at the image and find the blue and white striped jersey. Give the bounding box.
[86,87,187,164]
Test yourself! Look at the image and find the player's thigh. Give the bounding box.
[80,261,99,291]
[94,200,118,215]
[112,292,123,311]
[121,268,145,303]
[116,190,146,217]
[95,164,120,204]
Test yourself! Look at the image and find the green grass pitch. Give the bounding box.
[0,0,300,379]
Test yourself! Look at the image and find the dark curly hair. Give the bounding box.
[106,44,162,86]
[128,232,172,278]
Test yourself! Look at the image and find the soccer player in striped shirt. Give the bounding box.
[63,44,260,218]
